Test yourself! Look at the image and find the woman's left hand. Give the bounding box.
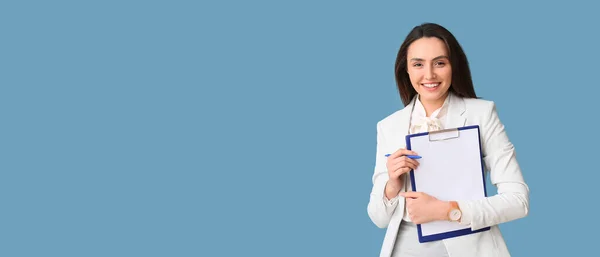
[400,191,449,224]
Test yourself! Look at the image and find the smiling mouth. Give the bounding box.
[422,83,440,88]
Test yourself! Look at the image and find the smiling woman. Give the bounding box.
[406,37,453,111]
[367,23,529,257]
[395,24,477,113]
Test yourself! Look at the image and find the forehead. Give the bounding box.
[407,37,448,59]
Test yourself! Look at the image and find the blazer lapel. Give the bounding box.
[383,97,416,152]
[398,97,416,136]
[445,92,466,129]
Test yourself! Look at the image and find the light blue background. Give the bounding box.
[2,0,598,256]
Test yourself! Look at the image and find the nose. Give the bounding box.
[425,65,436,80]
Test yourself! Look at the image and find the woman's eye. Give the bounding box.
[435,61,446,66]
[413,63,422,67]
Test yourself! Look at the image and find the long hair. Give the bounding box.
[394,23,478,106]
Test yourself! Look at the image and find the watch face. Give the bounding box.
[449,209,462,221]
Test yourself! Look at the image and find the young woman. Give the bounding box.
[367,23,529,257]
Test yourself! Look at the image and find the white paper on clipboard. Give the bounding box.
[406,125,488,241]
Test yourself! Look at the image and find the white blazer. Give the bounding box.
[367,93,530,257]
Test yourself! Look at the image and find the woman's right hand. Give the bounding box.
[384,148,420,199]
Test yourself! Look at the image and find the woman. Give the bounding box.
[367,23,529,257]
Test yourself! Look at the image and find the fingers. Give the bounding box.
[405,199,421,224]
[399,157,419,169]
[390,148,418,159]
[392,165,413,175]
[411,216,423,224]
[400,191,423,198]
[386,148,420,180]
[390,167,411,178]
[390,157,419,172]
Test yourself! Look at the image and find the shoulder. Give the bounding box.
[463,97,497,117]
[376,106,410,130]
[461,97,506,129]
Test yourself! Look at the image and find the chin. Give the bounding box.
[419,91,449,101]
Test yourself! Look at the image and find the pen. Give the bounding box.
[385,154,421,159]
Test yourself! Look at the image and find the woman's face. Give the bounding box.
[406,37,452,105]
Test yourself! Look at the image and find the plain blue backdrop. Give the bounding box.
[2,0,599,256]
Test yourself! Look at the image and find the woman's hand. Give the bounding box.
[400,191,450,224]
[384,148,419,200]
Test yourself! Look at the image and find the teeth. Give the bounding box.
[423,83,439,88]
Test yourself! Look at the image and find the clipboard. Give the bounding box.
[405,125,490,243]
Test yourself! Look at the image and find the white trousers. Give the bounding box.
[391,221,450,257]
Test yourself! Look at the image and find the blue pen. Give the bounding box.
[385,154,421,159]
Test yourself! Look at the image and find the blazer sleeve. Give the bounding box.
[457,102,530,231]
[367,121,400,228]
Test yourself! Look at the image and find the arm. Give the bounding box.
[367,121,401,228]
[456,102,530,230]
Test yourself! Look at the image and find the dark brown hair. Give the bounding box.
[395,23,478,106]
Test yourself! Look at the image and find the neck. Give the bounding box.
[420,93,448,117]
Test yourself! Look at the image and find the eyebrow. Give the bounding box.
[410,55,449,62]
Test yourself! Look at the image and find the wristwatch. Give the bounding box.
[448,201,462,221]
